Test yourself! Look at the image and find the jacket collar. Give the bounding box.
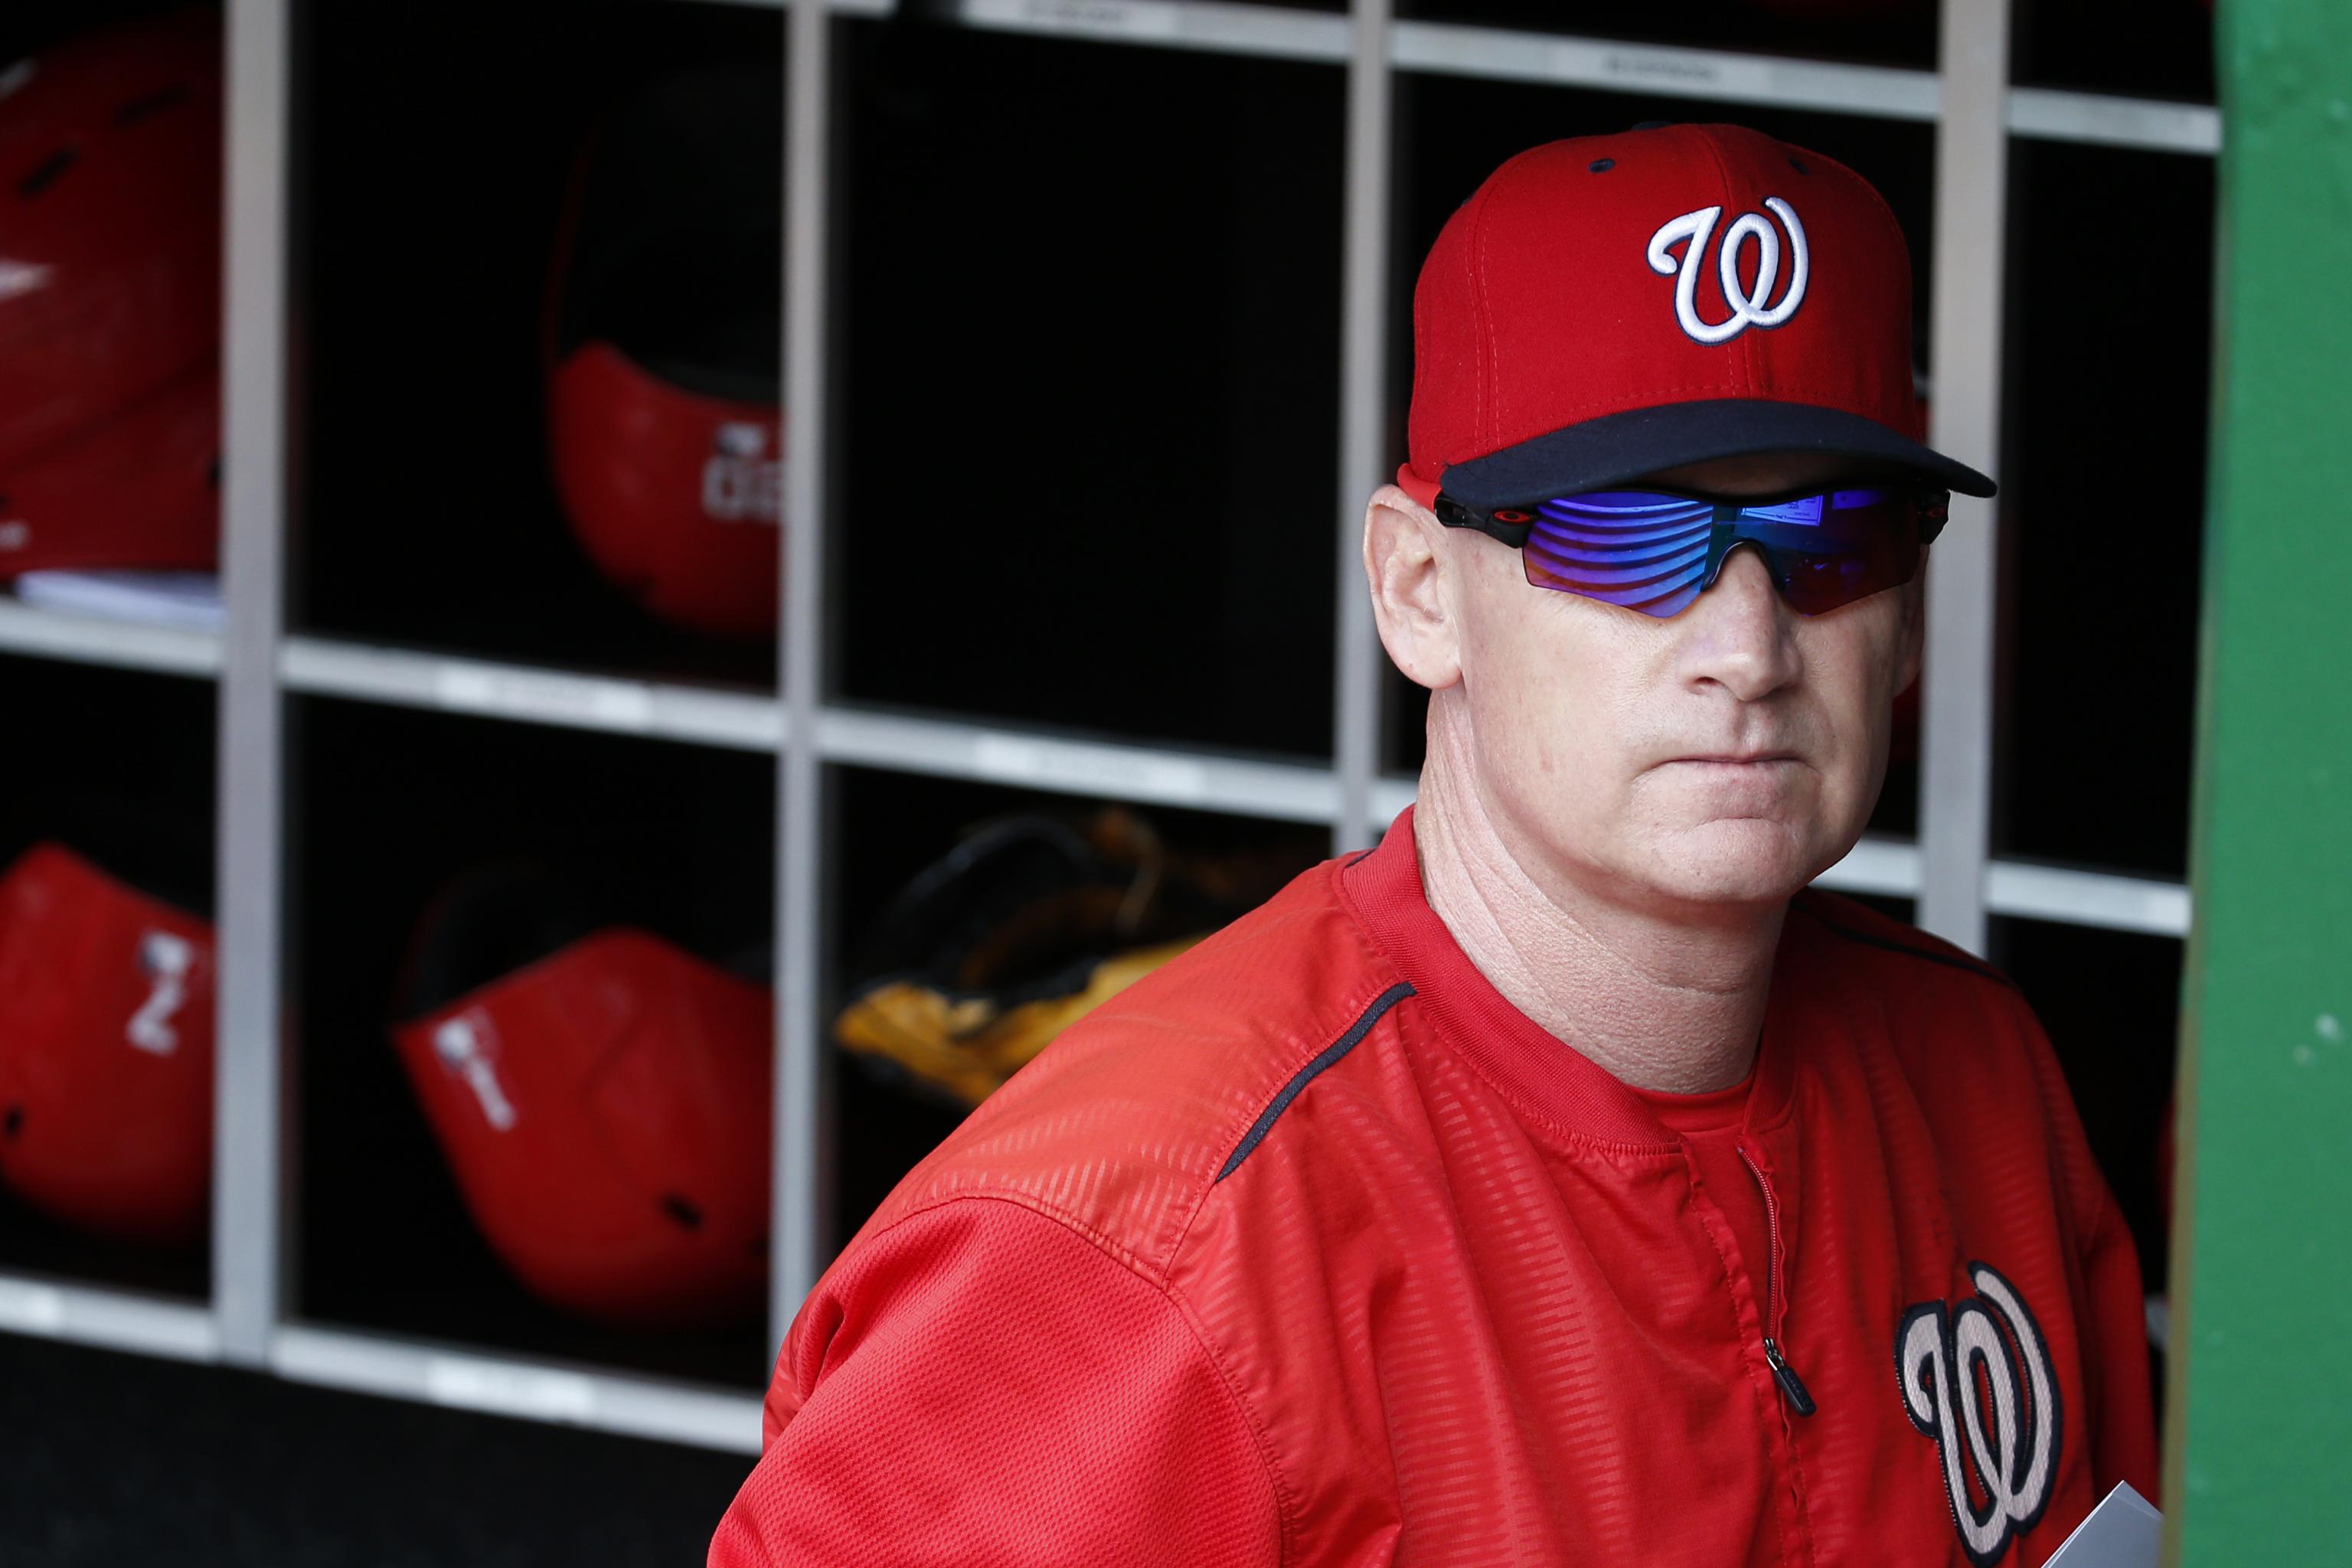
[1336,803,1800,1148]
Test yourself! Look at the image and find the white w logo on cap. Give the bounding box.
[1646,198,1810,345]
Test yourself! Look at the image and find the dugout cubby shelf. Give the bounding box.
[0,0,2219,1458]
[830,15,1345,759]
[1992,133,2214,880]
[285,0,786,696]
[284,696,776,1393]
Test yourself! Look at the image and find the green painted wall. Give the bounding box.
[2166,1,2352,1560]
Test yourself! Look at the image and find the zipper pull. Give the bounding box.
[1762,1338,1817,1417]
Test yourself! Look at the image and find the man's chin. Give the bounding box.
[1638,821,1821,909]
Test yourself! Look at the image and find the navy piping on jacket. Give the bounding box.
[1216,982,1416,1183]
[1791,895,2017,989]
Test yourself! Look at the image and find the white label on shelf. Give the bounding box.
[0,1279,67,1335]
[1575,44,1751,96]
[971,733,1212,803]
[425,1354,597,1423]
[433,665,656,732]
[968,0,1181,41]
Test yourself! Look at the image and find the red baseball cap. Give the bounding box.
[1398,122,1994,511]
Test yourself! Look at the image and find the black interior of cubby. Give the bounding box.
[289,697,774,1388]
[1393,0,1939,71]
[288,1,782,691]
[0,0,193,64]
[1832,890,1915,926]
[825,766,1334,1243]
[2013,0,2214,102]
[0,658,214,1300]
[830,18,1344,760]
[1994,137,2211,880]
[1379,74,1936,846]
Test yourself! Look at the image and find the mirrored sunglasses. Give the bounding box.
[1434,484,1950,619]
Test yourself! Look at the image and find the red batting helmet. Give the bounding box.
[544,61,782,639]
[0,842,215,1246]
[0,9,221,579]
[390,871,773,1328]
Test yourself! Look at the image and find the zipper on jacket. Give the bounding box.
[1736,1142,1816,1417]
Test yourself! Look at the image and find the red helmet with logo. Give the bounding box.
[389,869,773,1328]
[544,60,782,638]
[0,9,221,579]
[0,842,215,1246]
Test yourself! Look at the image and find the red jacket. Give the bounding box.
[710,805,2157,1566]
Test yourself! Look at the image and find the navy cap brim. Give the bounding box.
[1436,398,1998,508]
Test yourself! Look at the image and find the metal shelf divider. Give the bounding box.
[818,708,1339,822]
[279,637,786,751]
[773,0,837,1338]
[0,601,223,678]
[271,1324,764,1454]
[1332,0,1391,850]
[2009,84,2220,152]
[216,0,292,1371]
[1917,0,2011,956]
[952,0,1349,59]
[0,1271,220,1364]
[1390,18,1939,119]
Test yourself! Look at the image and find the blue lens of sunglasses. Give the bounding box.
[1514,487,1921,618]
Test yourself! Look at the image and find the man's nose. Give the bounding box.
[1681,541,1802,701]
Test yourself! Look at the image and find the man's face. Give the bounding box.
[1394,450,1928,915]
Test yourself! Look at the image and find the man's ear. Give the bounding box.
[1362,483,1463,691]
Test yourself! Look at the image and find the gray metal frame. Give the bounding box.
[774,0,838,1341]
[0,0,2212,1450]
[1919,0,2012,954]
[215,0,292,1370]
[1332,0,1393,852]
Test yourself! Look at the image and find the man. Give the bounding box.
[710,122,2156,1566]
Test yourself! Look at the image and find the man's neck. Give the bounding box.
[1410,752,1788,1096]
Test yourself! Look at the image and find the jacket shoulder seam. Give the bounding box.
[1158,870,1410,1274]
[1214,980,1418,1184]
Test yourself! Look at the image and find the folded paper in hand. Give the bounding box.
[2043,1481,2161,1568]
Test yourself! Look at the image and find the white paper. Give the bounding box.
[2043,1481,2163,1568]
[13,569,224,630]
